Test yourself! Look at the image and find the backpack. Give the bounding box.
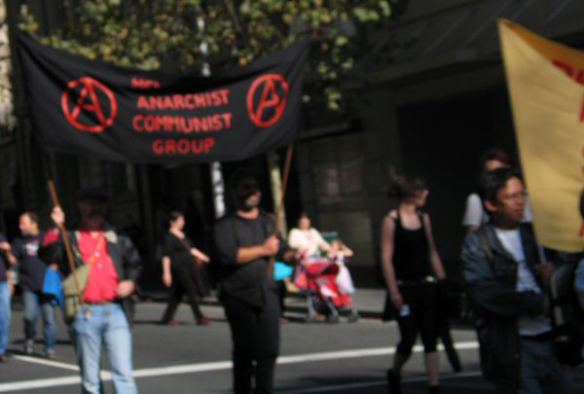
[549,259,584,366]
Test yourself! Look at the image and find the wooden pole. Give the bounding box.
[47,180,83,305]
[268,145,294,278]
[267,152,288,236]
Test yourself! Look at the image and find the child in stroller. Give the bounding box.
[296,250,359,324]
[288,215,359,323]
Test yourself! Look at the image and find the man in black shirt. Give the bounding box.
[213,173,296,394]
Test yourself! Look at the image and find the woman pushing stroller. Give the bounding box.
[288,214,358,322]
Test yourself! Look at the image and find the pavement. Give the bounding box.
[227,285,387,319]
[0,288,582,394]
[342,287,386,317]
[141,284,390,321]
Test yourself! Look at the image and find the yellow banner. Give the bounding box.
[499,19,584,252]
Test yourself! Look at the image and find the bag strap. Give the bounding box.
[478,228,493,261]
[179,236,203,265]
[478,227,496,275]
[80,234,105,267]
[178,237,191,253]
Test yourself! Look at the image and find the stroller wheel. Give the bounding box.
[305,314,318,323]
[327,314,339,324]
[348,311,360,323]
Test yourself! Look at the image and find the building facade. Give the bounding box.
[295,0,584,283]
[2,0,584,288]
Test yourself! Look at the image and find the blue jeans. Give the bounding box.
[0,282,10,355]
[71,303,137,394]
[23,290,57,350]
[519,339,572,394]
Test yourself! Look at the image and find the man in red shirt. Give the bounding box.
[51,189,141,394]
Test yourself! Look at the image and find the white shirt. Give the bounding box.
[288,228,328,257]
[462,192,533,227]
[495,228,551,336]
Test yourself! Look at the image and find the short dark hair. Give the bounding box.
[229,170,260,209]
[38,243,62,265]
[478,167,521,206]
[168,211,183,223]
[387,172,426,202]
[22,211,39,225]
[76,188,110,203]
[480,148,510,169]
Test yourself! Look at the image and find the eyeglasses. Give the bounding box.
[501,190,528,202]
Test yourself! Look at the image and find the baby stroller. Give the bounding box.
[296,259,359,323]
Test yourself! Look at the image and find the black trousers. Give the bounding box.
[395,283,439,357]
[439,316,462,371]
[221,287,280,394]
[277,281,286,316]
[162,261,203,322]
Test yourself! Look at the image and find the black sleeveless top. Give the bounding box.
[392,211,431,281]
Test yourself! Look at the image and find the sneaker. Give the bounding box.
[45,349,56,359]
[159,319,178,326]
[24,340,34,355]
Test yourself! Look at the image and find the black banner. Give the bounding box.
[17,32,308,163]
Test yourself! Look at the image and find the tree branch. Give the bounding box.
[223,0,248,48]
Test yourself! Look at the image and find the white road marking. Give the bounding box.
[11,355,80,372]
[278,341,479,364]
[0,341,479,392]
[0,376,81,392]
[279,371,484,394]
[132,360,232,378]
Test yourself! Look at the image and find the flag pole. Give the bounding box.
[47,178,84,306]
[268,145,294,278]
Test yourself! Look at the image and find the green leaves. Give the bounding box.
[19,0,403,110]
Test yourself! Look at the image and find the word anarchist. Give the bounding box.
[18,32,308,163]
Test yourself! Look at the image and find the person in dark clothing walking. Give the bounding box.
[380,173,448,394]
[160,211,210,326]
[5,212,58,358]
[461,168,571,394]
[213,173,297,394]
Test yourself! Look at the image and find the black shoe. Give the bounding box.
[386,369,401,394]
[428,385,440,394]
[0,354,8,363]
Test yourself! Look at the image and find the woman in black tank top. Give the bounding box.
[380,173,447,394]
[392,211,431,281]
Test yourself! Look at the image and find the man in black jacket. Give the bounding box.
[51,188,141,394]
[461,168,571,393]
[213,173,296,394]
